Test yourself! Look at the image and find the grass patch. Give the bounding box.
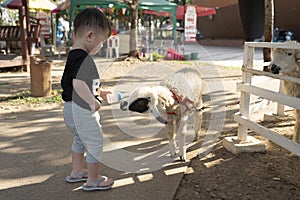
[0,90,63,105]
[197,61,242,70]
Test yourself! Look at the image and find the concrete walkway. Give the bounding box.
[0,44,269,200]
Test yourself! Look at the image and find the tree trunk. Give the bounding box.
[129,5,138,57]
[124,0,140,58]
[20,0,29,60]
[263,0,274,62]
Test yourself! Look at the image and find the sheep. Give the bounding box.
[269,41,300,143]
[120,68,203,161]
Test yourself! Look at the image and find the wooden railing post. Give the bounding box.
[237,43,254,141]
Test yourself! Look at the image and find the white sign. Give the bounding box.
[184,6,197,42]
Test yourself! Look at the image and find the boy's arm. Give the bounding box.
[73,79,101,112]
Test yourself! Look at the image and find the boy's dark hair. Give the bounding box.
[73,8,111,39]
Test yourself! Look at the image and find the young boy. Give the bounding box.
[61,8,114,191]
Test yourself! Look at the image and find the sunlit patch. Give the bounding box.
[204,158,224,168]
[112,177,135,188]
[72,186,83,191]
[185,167,195,174]
[164,166,188,176]
[0,174,53,190]
[137,173,154,182]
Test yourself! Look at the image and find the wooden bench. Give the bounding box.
[0,26,21,54]
[0,18,41,54]
[0,59,29,72]
[0,18,41,71]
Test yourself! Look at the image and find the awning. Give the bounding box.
[176,5,216,20]
[143,10,172,17]
[51,0,70,13]
[1,0,57,11]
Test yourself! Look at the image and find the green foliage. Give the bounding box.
[151,52,163,61]
[0,90,63,105]
[0,7,18,25]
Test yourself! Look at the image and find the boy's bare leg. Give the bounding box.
[72,151,85,174]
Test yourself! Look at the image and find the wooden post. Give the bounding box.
[19,7,29,61]
[237,44,254,141]
[19,0,30,71]
[276,81,285,116]
[23,0,31,55]
[263,0,274,62]
[30,55,52,97]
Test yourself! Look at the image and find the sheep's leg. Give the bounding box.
[294,110,300,143]
[193,111,203,141]
[177,127,187,162]
[178,114,188,162]
[167,121,177,157]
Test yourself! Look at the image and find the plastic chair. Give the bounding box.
[106,36,119,58]
[165,48,184,60]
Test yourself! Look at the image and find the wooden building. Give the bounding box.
[193,0,300,45]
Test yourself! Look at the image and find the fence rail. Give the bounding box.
[236,42,300,156]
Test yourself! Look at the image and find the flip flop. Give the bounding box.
[82,177,114,191]
[66,170,88,183]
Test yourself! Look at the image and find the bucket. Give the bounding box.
[191,52,198,60]
[183,54,191,60]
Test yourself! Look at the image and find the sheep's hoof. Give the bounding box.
[179,156,186,162]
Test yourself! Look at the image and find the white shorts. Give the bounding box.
[63,102,103,163]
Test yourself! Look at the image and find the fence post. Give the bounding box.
[276,80,285,116]
[237,44,254,141]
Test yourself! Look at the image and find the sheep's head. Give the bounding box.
[120,86,174,124]
[269,42,300,74]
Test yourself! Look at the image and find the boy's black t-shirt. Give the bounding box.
[61,49,100,110]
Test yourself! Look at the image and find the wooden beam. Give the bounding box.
[245,42,300,49]
[263,0,274,62]
[234,114,300,156]
[23,0,31,55]
[242,68,300,84]
[237,83,300,110]
[19,7,28,61]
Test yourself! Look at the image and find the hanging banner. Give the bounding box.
[184,6,197,42]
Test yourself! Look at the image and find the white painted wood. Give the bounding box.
[234,114,300,156]
[243,68,300,84]
[234,42,300,155]
[245,42,300,49]
[277,81,285,116]
[238,45,254,141]
[237,83,300,110]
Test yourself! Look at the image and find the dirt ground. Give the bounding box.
[175,115,300,200]
[1,58,300,200]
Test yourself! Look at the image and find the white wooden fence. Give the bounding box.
[236,42,300,156]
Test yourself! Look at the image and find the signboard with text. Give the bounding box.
[184,6,197,42]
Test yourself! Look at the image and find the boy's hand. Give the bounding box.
[98,89,112,103]
[89,100,101,112]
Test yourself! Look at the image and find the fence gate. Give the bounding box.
[224,42,300,156]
